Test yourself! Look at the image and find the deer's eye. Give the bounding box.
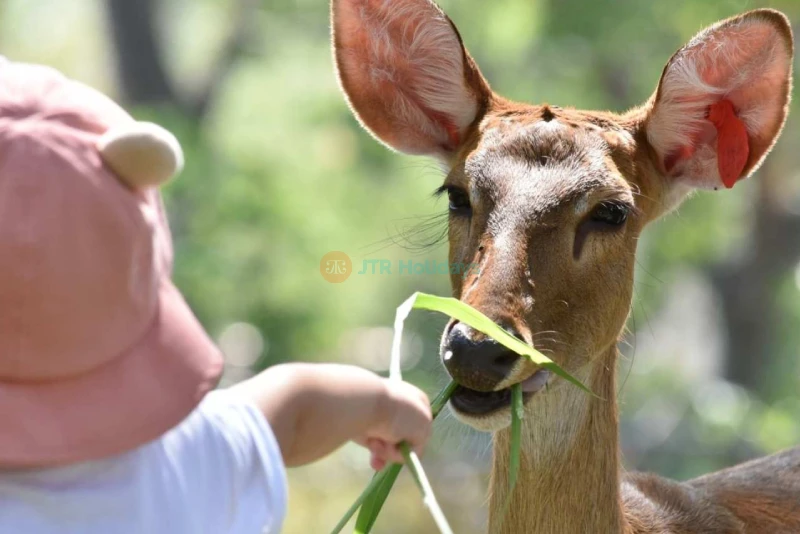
[590,201,629,227]
[445,186,471,214]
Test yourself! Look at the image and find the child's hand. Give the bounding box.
[235,363,433,468]
[357,379,432,471]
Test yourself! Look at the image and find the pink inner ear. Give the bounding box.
[425,109,461,150]
[664,145,696,174]
[333,0,482,156]
[708,99,749,189]
[647,14,791,191]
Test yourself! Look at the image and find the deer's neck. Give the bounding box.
[488,347,624,533]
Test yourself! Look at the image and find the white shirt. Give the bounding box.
[0,390,288,533]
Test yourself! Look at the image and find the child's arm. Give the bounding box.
[229,363,432,468]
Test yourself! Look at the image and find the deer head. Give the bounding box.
[332,0,792,433]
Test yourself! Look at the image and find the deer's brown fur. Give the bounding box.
[331,1,799,531]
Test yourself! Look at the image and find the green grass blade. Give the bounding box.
[509,383,523,495]
[329,467,395,534]
[409,292,591,394]
[431,380,457,418]
[381,293,462,533]
[495,384,524,531]
[352,464,403,533]
[335,382,457,534]
[400,444,454,534]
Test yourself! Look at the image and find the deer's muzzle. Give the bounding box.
[441,322,523,391]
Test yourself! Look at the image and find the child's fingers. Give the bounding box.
[382,381,433,448]
[366,438,403,470]
[384,446,405,465]
[375,439,405,464]
[365,437,385,456]
[363,379,433,463]
[366,439,386,470]
[401,397,432,453]
[370,454,386,471]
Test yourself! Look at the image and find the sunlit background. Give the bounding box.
[4,0,799,531]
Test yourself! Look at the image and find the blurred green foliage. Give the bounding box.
[2,0,800,532]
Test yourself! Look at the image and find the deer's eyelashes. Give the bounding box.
[573,200,631,260]
[589,201,630,227]
[436,185,472,216]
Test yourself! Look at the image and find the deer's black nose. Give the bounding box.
[441,322,524,391]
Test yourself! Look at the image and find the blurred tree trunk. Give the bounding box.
[103,0,258,118]
[105,0,177,107]
[711,157,800,398]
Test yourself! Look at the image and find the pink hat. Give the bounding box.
[0,58,223,466]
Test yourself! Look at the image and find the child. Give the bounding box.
[0,58,432,533]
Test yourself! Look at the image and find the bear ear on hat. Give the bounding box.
[98,122,184,190]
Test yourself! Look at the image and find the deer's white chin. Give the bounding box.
[451,406,513,432]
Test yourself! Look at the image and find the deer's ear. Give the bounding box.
[644,9,793,191]
[331,0,491,159]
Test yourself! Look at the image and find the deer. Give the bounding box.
[331,0,799,532]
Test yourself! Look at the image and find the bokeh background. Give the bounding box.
[4,0,799,531]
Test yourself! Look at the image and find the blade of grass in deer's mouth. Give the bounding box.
[405,293,590,394]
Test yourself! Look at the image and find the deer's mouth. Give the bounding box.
[450,369,551,416]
